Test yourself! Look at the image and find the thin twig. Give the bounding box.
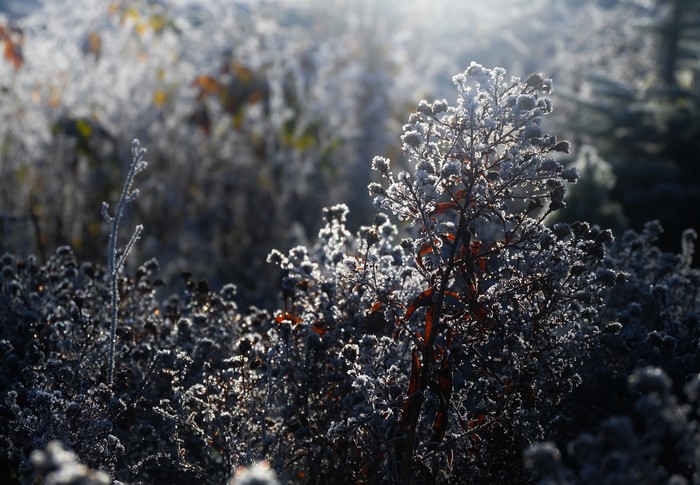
[103,138,147,385]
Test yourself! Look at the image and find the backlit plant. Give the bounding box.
[269,63,624,482]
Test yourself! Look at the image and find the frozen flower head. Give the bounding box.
[30,441,111,485]
[229,461,280,485]
[401,129,423,149]
[371,156,391,175]
[370,62,567,226]
[628,366,672,396]
[323,203,350,224]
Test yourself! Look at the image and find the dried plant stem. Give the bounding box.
[102,139,147,384]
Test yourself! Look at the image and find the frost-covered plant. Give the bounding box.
[525,367,700,484]
[101,139,147,384]
[0,0,409,303]
[559,222,700,442]
[1,59,697,483]
[605,224,700,384]
[268,63,623,482]
[229,461,279,485]
[30,441,112,485]
[2,0,665,305]
[265,204,415,480]
[365,62,624,481]
[0,245,273,483]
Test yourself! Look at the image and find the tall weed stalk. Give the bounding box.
[101,139,147,384]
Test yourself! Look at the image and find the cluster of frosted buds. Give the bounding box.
[369,62,576,237]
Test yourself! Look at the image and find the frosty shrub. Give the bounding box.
[525,367,700,484]
[1,0,666,305]
[0,244,274,483]
[30,440,111,485]
[555,223,700,450]
[268,63,623,482]
[0,0,406,304]
[5,61,697,484]
[602,223,699,384]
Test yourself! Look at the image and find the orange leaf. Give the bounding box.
[437,357,452,392]
[402,349,423,429]
[470,240,482,256]
[468,414,486,429]
[416,241,434,271]
[405,287,434,321]
[368,300,384,315]
[85,31,102,58]
[439,233,456,248]
[433,202,457,215]
[193,75,221,96]
[431,407,448,442]
[153,89,168,106]
[274,312,302,325]
[3,39,22,69]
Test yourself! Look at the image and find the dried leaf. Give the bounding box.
[416,241,434,271]
[310,323,326,336]
[440,233,456,244]
[433,202,457,215]
[402,349,423,429]
[274,312,302,325]
[3,39,22,69]
[405,286,434,321]
[193,75,221,97]
[83,31,102,59]
[408,349,421,396]
[431,406,448,442]
[367,300,384,315]
[467,414,486,430]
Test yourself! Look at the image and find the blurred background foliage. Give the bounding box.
[0,0,698,305]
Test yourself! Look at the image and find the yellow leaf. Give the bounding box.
[149,14,168,33]
[153,89,167,106]
[294,133,316,151]
[75,119,92,138]
[122,7,140,23]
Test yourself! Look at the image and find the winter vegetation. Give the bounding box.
[1,0,699,483]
